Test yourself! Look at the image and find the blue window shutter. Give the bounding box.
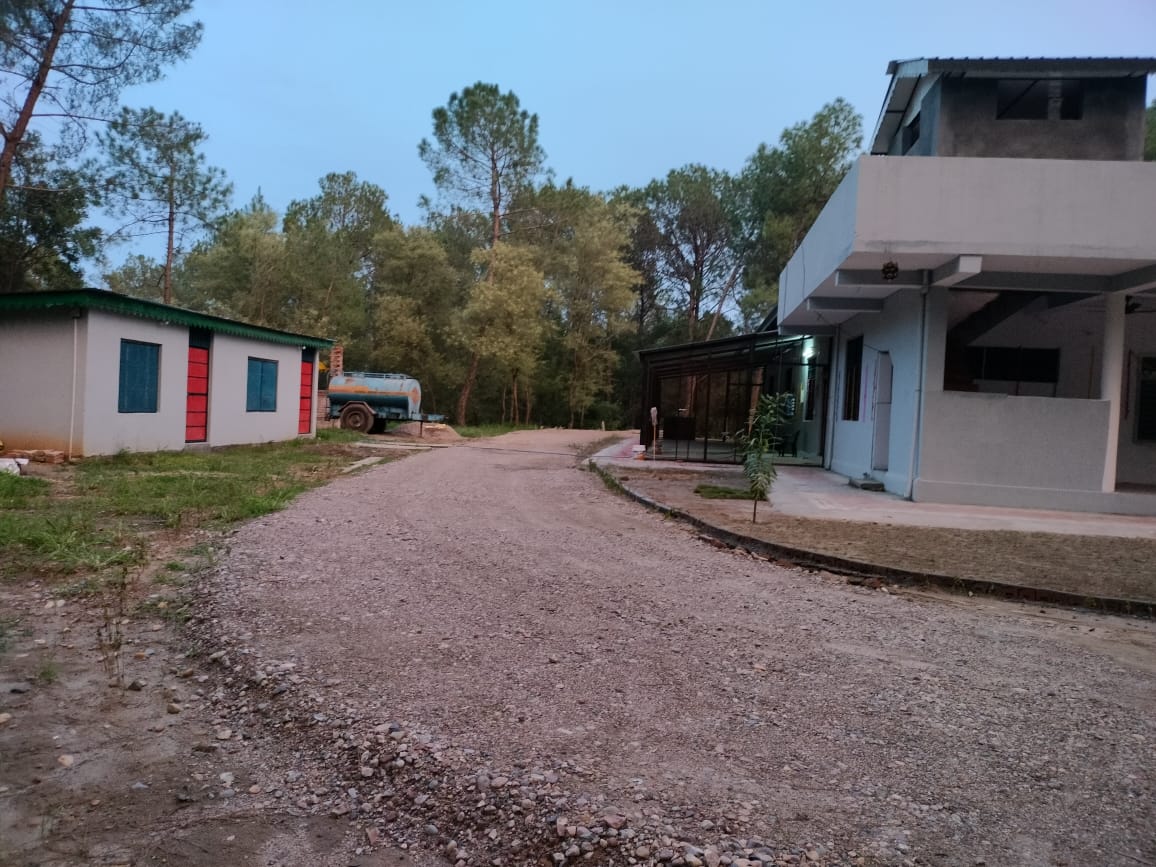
[118,340,159,413]
[261,360,277,410]
[247,358,261,411]
[118,341,133,413]
[246,358,278,411]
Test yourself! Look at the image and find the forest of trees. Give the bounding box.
[13,5,1147,428]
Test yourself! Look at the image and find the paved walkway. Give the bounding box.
[594,435,1156,540]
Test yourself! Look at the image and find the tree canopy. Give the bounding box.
[0,0,202,201]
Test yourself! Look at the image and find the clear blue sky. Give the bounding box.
[113,0,1155,234]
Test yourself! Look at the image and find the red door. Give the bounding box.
[298,358,314,434]
[185,345,209,442]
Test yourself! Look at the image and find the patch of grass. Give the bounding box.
[36,660,59,685]
[0,473,49,508]
[1,438,364,583]
[694,483,757,500]
[455,423,536,439]
[315,428,364,443]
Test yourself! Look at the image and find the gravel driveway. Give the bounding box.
[210,430,1156,867]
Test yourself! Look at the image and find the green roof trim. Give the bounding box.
[0,289,333,349]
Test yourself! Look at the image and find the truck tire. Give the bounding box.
[339,403,375,433]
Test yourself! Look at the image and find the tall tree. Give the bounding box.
[512,181,639,426]
[0,0,202,202]
[0,134,99,292]
[281,172,393,362]
[742,98,863,299]
[419,82,547,421]
[102,253,165,301]
[418,82,546,247]
[453,244,549,425]
[179,192,287,322]
[368,225,466,414]
[97,107,231,303]
[629,165,747,343]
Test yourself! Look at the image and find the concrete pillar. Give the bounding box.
[922,285,950,394]
[1100,293,1126,492]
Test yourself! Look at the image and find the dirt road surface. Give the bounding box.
[206,429,1156,867]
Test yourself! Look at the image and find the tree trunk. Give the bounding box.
[164,170,176,304]
[490,148,501,248]
[511,374,519,427]
[523,390,532,426]
[457,351,480,426]
[0,1,75,204]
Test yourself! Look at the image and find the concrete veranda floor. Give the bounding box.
[593,434,1156,541]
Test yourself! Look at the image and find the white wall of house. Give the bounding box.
[963,295,1156,486]
[827,289,926,495]
[207,334,306,447]
[918,392,1110,492]
[853,156,1156,261]
[0,311,86,454]
[1,309,320,456]
[82,310,191,455]
[779,156,1156,332]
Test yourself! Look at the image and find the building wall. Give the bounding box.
[17,310,320,455]
[854,156,1156,260]
[919,391,1110,491]
[827,290,926,495]
[81,311,190,455]
[778,156,1156,331]
[934,77,1147,161]
[207,334,308,447]
[778,161,860,325]
[962,296,1156,486]
[0,311,86,454]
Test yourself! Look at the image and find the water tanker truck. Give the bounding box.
[326,372,444,433]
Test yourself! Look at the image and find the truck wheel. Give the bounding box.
[339,404,375,433]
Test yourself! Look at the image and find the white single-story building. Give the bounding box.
[778,57,1156,515]
[0,289,331,457]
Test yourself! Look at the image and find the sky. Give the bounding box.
[104,0,1156,257]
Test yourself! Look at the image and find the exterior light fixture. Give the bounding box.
[881,260,900,281]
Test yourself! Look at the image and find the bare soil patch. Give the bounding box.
[611,467,1156,604]
[391,422,463,442]
[0,437,438,867]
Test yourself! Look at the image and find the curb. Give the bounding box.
[588,461,1156,620]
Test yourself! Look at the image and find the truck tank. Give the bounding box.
[327,372,421,420]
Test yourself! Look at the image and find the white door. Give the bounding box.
[872,352,893,471]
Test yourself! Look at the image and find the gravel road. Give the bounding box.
[210,429,1156,867]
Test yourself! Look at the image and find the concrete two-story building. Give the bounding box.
[777,57,1156,514]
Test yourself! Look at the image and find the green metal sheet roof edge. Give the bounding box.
[0,289,333,348]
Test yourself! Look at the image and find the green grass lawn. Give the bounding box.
[694,483,757,500]
[0,430,368,583]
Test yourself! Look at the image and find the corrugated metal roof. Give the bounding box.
[0,288,333,348]
[887,57,1156,77]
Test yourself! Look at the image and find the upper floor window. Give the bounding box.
[902,113,921,154]
[996,79,1083,120]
